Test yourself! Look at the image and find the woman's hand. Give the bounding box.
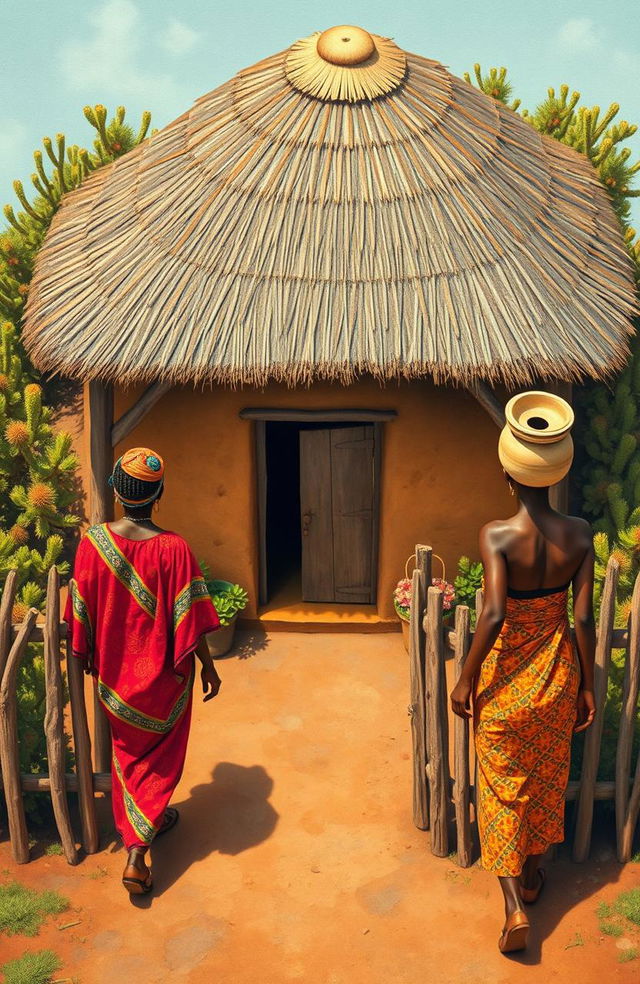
[201,664,221,702]
[450,678,473,719]
[574,688,596,732]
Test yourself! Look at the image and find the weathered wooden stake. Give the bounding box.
[21,773,112,793]
[409,565,428,830]
[453,604,472,867]
[43,568,78,865]
[66,635,99,854]
[573,556,619,862]
[425,585,450,857]
[617,571,640,861]
[0,570,18,684]
[0,608,39,863]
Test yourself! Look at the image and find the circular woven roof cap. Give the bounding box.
[316,25,376,65]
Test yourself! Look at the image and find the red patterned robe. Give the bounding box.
[64,524,219,850]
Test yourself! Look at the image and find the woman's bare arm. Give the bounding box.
[450,523,508,718]
[571,529,596,732]
[572,534,596,690]
[195,636,221,702]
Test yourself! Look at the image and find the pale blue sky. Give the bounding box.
[1,0,639,226]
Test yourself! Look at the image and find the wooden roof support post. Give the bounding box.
[111,381,172,447]
[547,381,573,513]
[466,381,505,428]
[88,381,114,774]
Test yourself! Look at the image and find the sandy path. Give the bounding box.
[1,631,638,982]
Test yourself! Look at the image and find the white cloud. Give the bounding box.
[556,17,600,54]
[59,0,198,109]
[159,17,199,57]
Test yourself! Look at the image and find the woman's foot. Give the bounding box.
[520,867,545,904]
[498,909,530,953]
[122,847,152,895]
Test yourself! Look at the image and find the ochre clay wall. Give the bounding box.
[70,378,511,620]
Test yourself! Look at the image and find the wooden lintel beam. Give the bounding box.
[111,381,171,447]
[239,408,398,422]
[466,381,505,428]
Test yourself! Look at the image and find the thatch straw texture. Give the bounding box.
[23,29,638,387]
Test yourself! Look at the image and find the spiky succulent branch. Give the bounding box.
[0,105,151,620]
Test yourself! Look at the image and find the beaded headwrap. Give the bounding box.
[108,447,165,507]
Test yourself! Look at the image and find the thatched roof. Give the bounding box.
[23,25,638,387]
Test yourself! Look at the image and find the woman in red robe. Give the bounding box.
[65,447,221,894]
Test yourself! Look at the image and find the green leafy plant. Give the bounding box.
[200,565,249,626]
[454,556,484,609]
[0,881,68,936]
[0,949,61,984]
[210,583,249,626]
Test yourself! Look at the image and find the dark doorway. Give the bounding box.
[265,422,303,600]
[262,420,381,607]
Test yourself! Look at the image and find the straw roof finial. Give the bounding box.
[285,26,407,102]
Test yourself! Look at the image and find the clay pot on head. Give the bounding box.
[498,390,574,487]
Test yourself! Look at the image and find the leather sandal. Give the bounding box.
[122,848,152,895]
[520,867,546,904]
[498,910,530,953]
[157,807,179,837]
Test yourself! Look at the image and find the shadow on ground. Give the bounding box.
[137,762,278,902]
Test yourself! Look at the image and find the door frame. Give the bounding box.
[239,408,398,606]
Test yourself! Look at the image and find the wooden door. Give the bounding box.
[300,425,377,604]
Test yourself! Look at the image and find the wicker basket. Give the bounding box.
[396,553,446,653]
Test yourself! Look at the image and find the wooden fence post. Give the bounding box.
[617,571,640,861]
[0,571,18,684]
[453,604,472,867]
[409,564,429,830]
[66,636,99,854]
[573,556,619,862]
[425,585,450,857]
[0,608,39,863]
[43,568,78,865]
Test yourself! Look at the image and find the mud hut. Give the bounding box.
[23,25,637,629]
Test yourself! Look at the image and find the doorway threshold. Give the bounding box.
[246,599,400,633]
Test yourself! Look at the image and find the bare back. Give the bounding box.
[489,509,592,592]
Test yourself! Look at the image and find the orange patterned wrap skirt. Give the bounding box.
[473,586,579,876]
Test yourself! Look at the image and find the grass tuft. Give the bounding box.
[600,920,623,937]
[43,844,63,857]
[0,882,68,937]
[614,888,640,926]
[0,949,61,984]
[596,900,613,919]
[618,947,639,963]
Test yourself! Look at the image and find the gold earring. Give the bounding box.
[508,480,516,496]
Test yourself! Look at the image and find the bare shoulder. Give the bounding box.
[479,519,513,550]
[564,514,593,546]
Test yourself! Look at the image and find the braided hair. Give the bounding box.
[110,459,163,519]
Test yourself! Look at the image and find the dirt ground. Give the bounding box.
[2,630,639,983]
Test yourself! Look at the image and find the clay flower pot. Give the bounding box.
[206,614,239,658]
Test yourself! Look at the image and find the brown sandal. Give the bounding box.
[498,910,530,953]
[520,867,546,904]
[122,849,152,895]
[157,807,179,837]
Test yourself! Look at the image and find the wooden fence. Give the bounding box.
[0,567,109,864]
[408,545,640,867]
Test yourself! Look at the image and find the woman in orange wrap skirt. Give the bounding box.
[450,392,596,954]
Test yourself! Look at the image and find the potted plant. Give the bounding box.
[394,554,455,652]
[201,567,249,657]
